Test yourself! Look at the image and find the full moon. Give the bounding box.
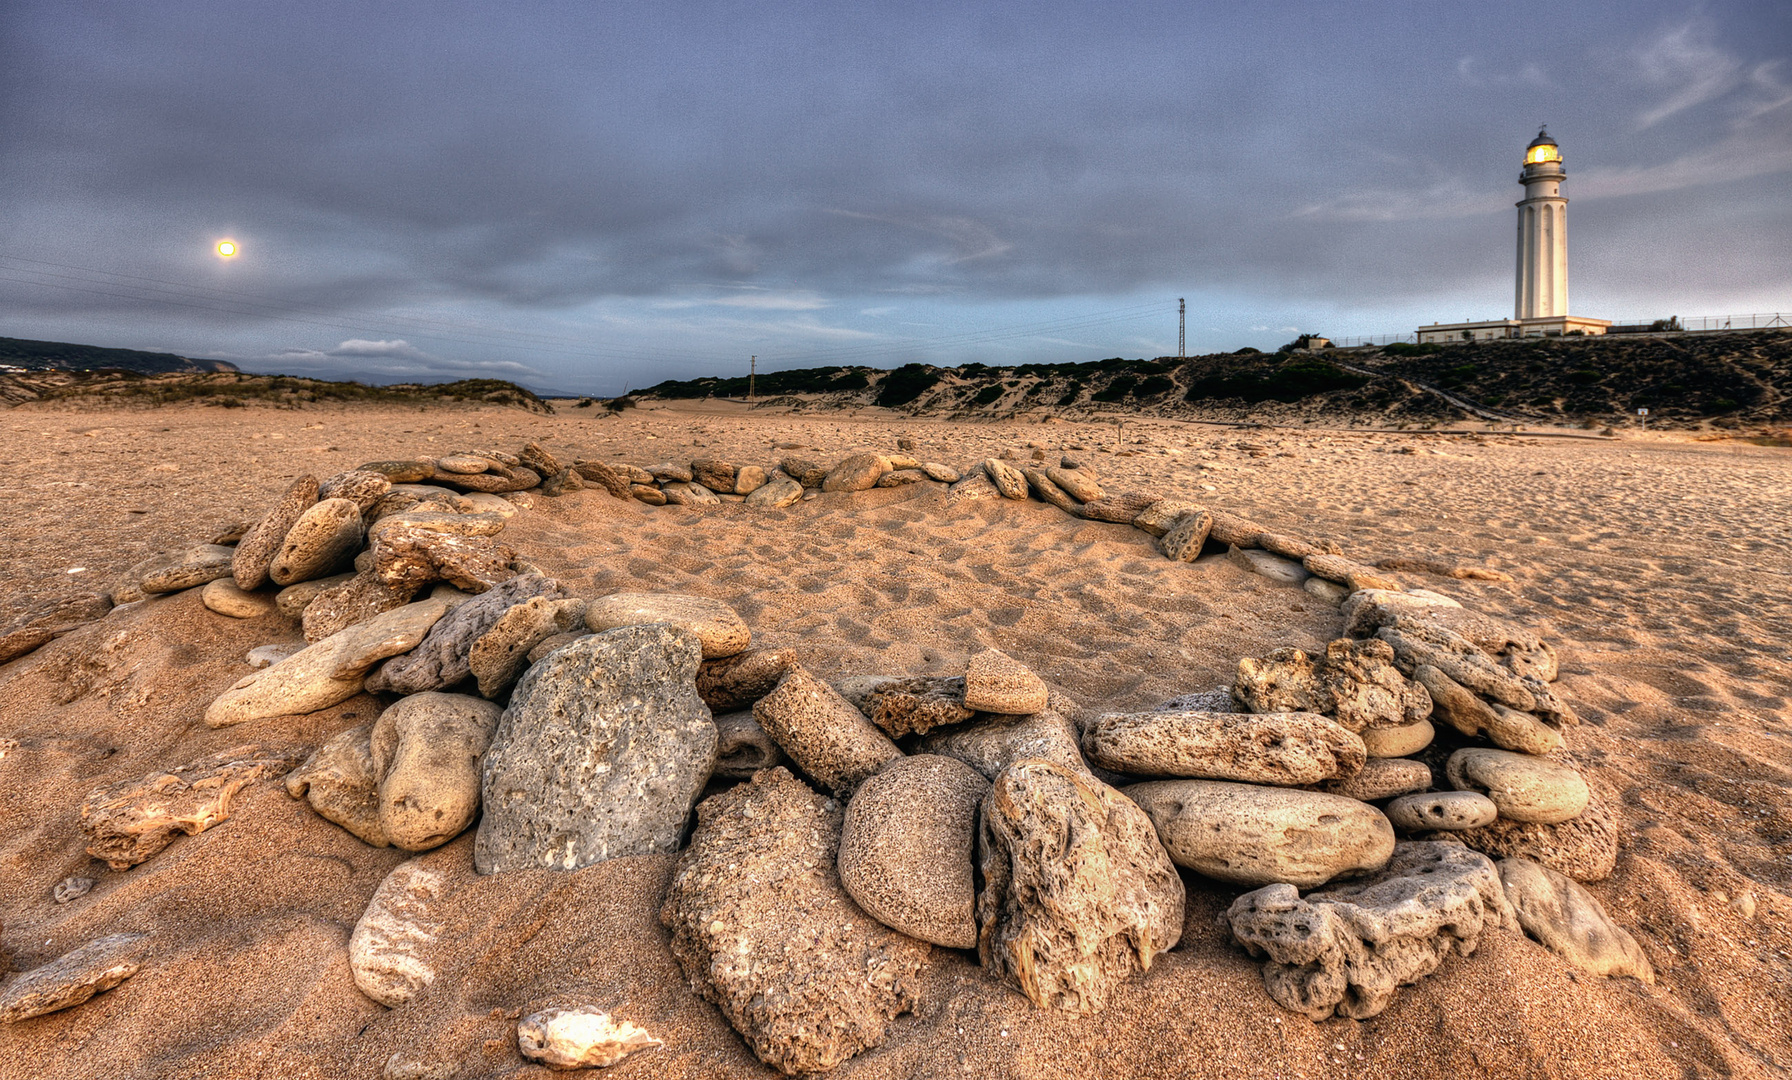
[216,240,237,257]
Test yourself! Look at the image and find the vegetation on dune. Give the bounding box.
[1182,356,1371,404]
[5,369,554,413]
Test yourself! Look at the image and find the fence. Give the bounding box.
[1325,313,1786,348]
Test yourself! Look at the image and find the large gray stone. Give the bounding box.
[1126,780,1394,888]
[917,708,1088,780]
[475,625,717,873]
[1083,710,1365,786]
[367,575,568,695]
[838,755,988,949]
[978,760,1184,1014]
[1499,858,1654,981]
[1447,748,1589,825]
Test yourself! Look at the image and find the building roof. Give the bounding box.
[1527,127,1557,149]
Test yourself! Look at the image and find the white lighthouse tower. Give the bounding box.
[1417,129,1610,344]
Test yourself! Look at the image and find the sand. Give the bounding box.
[0,398,1788,1079]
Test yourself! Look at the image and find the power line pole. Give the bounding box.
[748,355,756,402]
[1178,298,1186,359]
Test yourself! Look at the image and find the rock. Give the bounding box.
[318,469,392,514]
[1314,638,1432,731]
[1132,499,1202,538]
[1345,592,1559,683]
[752,665,902,795]
[350,859,448,1007]
[0,626,53,665]
[467,595,586,697]
[201,578,274,618]
[822,452,886,492]
[1303,577,1350,603]
[1155,688,1238,713]
[778,456,829,487]
[459,491,522,517]
[436,453,492,474]
[1447,748,1589,825]
[301,571,419,642]
[275,572,355,618]
[1046,466,1102,502]
[1387,791,1499,831]
[660,767,928,1074]
[712,710,787,778]
[517,441,563,478]
[744,476,803,508]
[1317,757,1432,802]
[268,499,364,587]
[53,877,95,903]
[1340,587,1464,637]
[917,708,1088,780]
[525,630,588,664]
[367,575,569,695]
[247,642,304,668]
[583,592,749,659]
[861,676,975,737]
[839,755,988,948]
[1256,532,1339,560]
[695,647,798,712]
[648,460,694,483]
[1227,545,1310,585]
[963,648,1049,715]
[1452,794,1618,883]
[1157,509,1214,562]
[690,458,737,492]
[945,470,1001,503]
[921,462,960,483]
[234,476,320,590]
[79,745,301,869]
[1021,467,1081,513]
[0,934,151,1023]
[475,626,717,873]
[1233,647,1319,713]
[371,692,503,851]
[983,458,1028,499]
[359,460,437,484]
[1377,622,1537,711]
[1499,858,1654,981]
[1078,491,1157,524]
[731,464,768,495]
[1084,711,1365,786]
[1361,718,1434,758]
[1208,510,1267,547]
[285,724,388,846]
[875,467,926,487]
[1126,780,1394,888]
[141,544,238,594]
[371,525,516,595]
[1414,665,1561,755]
[831,674,899,712]
[978,761,1183,1014]
[439,466,539,494]
[1303,553,1399,592]
[538,467,583,497]
[1225,841,1511,1020]
[630,484,667,505]
[573,460,633,499]
[517,1008,662,1070]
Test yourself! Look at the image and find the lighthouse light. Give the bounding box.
[1525,144,1560,165]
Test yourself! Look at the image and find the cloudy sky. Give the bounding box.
[2,1,1787,394]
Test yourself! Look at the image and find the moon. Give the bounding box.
[216,240,237,257]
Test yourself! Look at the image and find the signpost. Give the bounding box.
[1637,407,1648,433]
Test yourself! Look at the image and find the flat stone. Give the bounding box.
[572,460,632,499]
[778,455,828,487]
[275,572,355,618]
[371,526,516,595]
[752,665,902,795]
[983,458,1029,499]
[1126,779,1395,888]
[234,476,319,590]
[583,592,748,659]
[475,625,717,873]
[1499,858,1654,981]
[268,499,364,586]
[1046,466,1102,502]
[458,491,522,517]
[695,647,797,712]
[1361,718,1434,758]
[1257,532,1340,560]
[659,767,928,1075]
[0,934,151,1022]
[1225,841,1511,1020]
[367,575,570,695]
[517,1008,662,1070]
[358,460,437,484]
[1227,545,1310,585]
[1021,467,1081,513]
[467,595,585,697]
[630,484,667,505]
[963,648,1049,715]
[365,509,507,544]
[1415,665,1561,755]
[822,452,886,492]
[744,476,803,507]
[1447,748,1589,824]
[1157,509,1214,562]
[318,468,392,514]
[1340,588,1464,637]
[1303,577,1350,603]
[875,467,926,487]
[712,710,787,778]
[202,578,274,618]
[350,859,449,1006]
[435,453,492,474]
[1316,757,1432,801]
[301,571,419,642]
[79,745,300,868]
[1078,491,1157,523]
[1085,711,1365,785]
[1378,622,1538,711]
[437,465,539,494]
[141,544,238,594]
[978,761,1184,1014]
[370,692,503,851]
[921,462,960,483]
[861,675,975,737]
[839,755,988,948]
[1132,499,1203,538]
[1387,791,1499,831]
[285,723,388,846]
[917,707,1089,780]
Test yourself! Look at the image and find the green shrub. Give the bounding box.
[972,384,1005,406]
[1092,375,1138,402]
[875,364,942,407]
[1135,374,1175,397]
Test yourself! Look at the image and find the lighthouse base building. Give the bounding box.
[1416,129,1610,344]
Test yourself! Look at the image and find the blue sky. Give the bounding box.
[2,1,1787,394]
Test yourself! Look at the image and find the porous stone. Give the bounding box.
[921,462,960,483]
[1225,841,1511,1020]
[822,452,886,492]
[696,647,798,712]
[517,441,563,478]
[978,760,1184,1014]
[983,458,1029,499]
[475,625,717,873]
[367,575,570,695]
[1126,780,1395,888]
[838,755,988,949]
[1452,793,1618,883]
[1020,467,1080,514]
[234,476,320,590]
[371,525,516,595]
[467,595,586,697]
[648,460,693,483]
[1415,665,1561,755]
[1361,719,1434,758]
[753,666,902,795]
[1303,553,1400,592]
[1078,491,1157,524]
[141,544,238,594]
[350,859,448,1007]
[525,630,588,664]
[712,711,787,778]
[660,767,928,1075]
[917,708,1088,780]
[630,484,667,505]
[1233,647,1319,713]
[285,723,388,846]
[1227,545,1310,585]
[1155,688,1238,713]
[0,626,53,665]
[359,460,437,484]
[371,692,503,851]
[439,465,540,494]
[1256,532,1340,560]
[745,476,803,507]
[1084,711,1365,786]
[517,1008,662,1070]
[53,877,95,903]
[572,460,632,499]
[435,453,492,474]
[301,571,419,642]
[1207,510,1267,547]
[1157,509,1214,562]
[0,934,151,1022]
[202,578,275,618]
[1132,499,1203,538]
[779,456,829,487]
[247,642,304,668]
[1046,466,1102,502]
[1387,791,1499,831]
[275,572,356,618]
[1315,638,1433,731]
[945,470,1001,503]
[831,675,899,713]
[861,675,975,737]
[1377,622,1537,711]
[962,648,1049,715]
[1447,748,1589,825]
[691,458,738,492]
[875,467,926,487]
[583,592,748,659]
[1499,858,1654,981]
[734,465,768,495]
[80,745,300,868]
[318,469,392,514]
[268,499,364,587]
[1317,757,1432,802]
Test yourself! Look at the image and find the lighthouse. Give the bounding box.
[1417,130,1610,344]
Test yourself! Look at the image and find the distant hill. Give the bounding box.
[629,329,1792,430]
[0,335,240,374]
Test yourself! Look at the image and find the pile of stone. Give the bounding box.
[1,437,1653,1073]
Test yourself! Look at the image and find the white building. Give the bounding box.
[1417,129,1610,344]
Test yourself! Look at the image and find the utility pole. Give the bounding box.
[748,355,756,403]
[1178,298,1186,359]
